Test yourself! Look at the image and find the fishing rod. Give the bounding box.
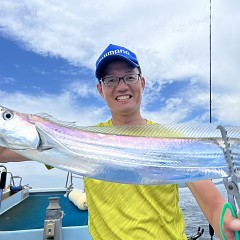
[208,0,215,239]
[209,0,212,124]
[205,2,239,239]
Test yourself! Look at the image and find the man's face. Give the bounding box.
[97,60,145,117]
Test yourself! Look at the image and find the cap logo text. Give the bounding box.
[99,49,130,62]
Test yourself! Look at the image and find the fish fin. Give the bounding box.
[35,125,68,152]
[35,113,76,126]
[35,125,82,158]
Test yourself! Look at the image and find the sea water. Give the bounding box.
[180,182,227,240]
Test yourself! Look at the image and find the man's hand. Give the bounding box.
[221,213,240,240]
[0,147,28,163]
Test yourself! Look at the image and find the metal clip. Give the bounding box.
[217,125,240,240]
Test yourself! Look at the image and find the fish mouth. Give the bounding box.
[0,136,38,151]
[0,138,27,150]
[115,95,132,101]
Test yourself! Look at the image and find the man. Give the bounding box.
[1,43,240,239]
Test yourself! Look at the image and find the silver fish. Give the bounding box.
[0,105,240,185]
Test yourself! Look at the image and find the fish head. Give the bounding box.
[0,106,40,150]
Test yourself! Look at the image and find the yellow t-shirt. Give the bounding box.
[84,119,187,240]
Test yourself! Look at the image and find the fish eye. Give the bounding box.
[3,111,14,120]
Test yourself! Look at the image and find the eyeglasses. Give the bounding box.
[100,74,141,87]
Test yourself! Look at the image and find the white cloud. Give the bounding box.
[142,98,190,124]
[0,0,212,72]
[214,93,240,125]
[68,81,99,98]
[0,90,109,125]
[0,0,240,125]
[1,77,15,84]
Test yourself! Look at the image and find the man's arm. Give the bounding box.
[0,147,29,163]
[187,180,240,240]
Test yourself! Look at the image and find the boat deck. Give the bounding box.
[0,190,88,231]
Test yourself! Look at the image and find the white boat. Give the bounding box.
[0,166,92,240]
[0,165,208,240]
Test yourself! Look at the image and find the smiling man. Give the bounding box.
[1,44,240,239]
[84,43,240,240]
[95,44,145,125]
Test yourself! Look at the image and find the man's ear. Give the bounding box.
[141,77,146,92]
[97,83,104,98]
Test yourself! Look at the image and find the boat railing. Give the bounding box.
[65,172,84,196]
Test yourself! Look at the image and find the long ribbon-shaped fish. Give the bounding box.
[0,105,239,185]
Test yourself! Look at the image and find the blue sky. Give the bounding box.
[1,0,240,187]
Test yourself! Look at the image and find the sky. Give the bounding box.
[0,0,240,188]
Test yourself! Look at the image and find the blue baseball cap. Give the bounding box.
[95,44,140,79]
